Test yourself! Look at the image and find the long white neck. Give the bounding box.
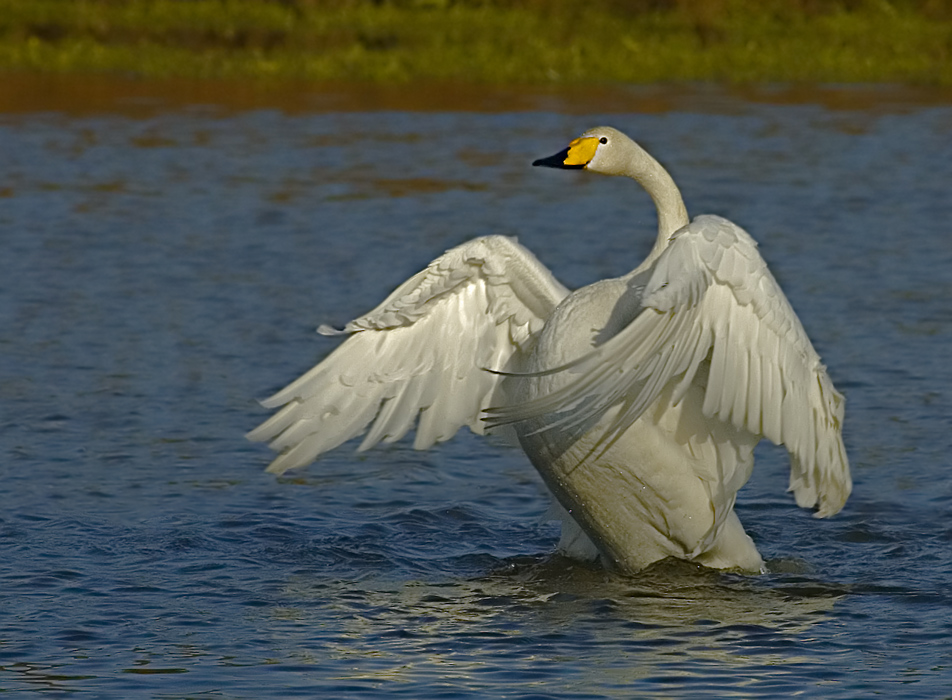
[623,145,689,272]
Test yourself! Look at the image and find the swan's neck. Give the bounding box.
[628,149,689,270]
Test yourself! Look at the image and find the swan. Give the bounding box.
[248,126,851,574]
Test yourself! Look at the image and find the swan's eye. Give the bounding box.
[599,137,608,144]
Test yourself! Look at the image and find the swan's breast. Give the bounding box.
[529,277,644,373]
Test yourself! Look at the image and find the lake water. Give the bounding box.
[1,79,951,698]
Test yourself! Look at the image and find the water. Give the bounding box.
[1,81,951,698]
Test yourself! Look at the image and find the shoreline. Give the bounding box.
[3,72,952,117]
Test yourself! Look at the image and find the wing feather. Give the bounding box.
[703,304,731,418]
[485,215,850,517]
[249,235,569,474]
[746,343,763,435]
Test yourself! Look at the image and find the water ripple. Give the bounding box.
[1,96,951,698]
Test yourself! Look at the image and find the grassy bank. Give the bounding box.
[1,0,951,85]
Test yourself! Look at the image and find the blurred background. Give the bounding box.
[1,0,951,84]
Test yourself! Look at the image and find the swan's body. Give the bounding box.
[248,127,851,574]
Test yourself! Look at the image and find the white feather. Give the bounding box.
[486,214,851,521]
[247,235,568,475]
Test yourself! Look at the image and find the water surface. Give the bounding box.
[1,82,951,698]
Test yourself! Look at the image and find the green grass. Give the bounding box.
[0,0,951,84]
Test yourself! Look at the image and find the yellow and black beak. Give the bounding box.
[532,136,600,170]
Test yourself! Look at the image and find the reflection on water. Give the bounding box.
[1,80,951,698]
[269,558,845,695]
[264,561,840,692]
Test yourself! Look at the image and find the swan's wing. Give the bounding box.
[248,235,569,474]
[486,215,850,517]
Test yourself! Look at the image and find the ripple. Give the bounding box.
[1,99,952,699]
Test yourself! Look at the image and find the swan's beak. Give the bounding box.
[533,136,599,169]
[533,147,582,169]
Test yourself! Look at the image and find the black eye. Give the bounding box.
[599,137,608,144]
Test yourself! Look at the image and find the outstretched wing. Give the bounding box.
[485,215,850,517]
[248,235,569,474]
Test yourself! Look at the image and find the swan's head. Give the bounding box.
[533,126,639,177]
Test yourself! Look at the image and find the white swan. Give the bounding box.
[248,126,851,574]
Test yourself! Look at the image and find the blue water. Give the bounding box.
[2,86,952,698]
